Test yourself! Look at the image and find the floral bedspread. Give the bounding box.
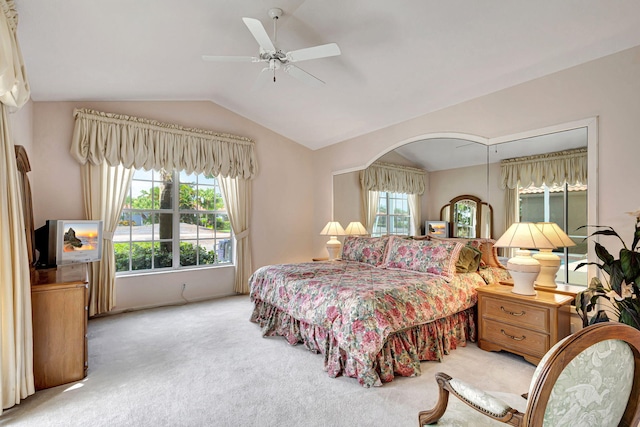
[249,261,487,386]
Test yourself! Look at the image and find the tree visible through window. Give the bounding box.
[114,169,233,273]
[372,192,410,237]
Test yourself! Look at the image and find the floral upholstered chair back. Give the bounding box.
[418,323,640,427]
[527,337,635,427]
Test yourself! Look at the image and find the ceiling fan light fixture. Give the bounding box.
[202,7,341,88]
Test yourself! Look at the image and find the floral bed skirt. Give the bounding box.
[250,299,476,387]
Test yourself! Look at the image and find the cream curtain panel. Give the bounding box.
[360,162,425,235]
[0,0,29,109]
[81,162,134,316]
[219,176,252,294]
[361,190,380,235]
[407,193,421,236]
[0,0,34,413]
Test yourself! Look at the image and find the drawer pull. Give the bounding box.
[501,329,526,341]
[501,306,525,316]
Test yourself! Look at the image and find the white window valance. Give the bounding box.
[360,161,426,195]
[70,108,258,179]
[500,147,587,190]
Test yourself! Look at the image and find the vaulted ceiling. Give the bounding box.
[14,0,640,150]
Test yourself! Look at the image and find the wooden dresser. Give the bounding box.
[477,283,573,365]
[31,264,89,390]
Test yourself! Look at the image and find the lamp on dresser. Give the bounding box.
[533,222,576,288]
[493,222,556,295]
[320,221,346,260]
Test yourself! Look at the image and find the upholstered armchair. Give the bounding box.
[418,323,640,427]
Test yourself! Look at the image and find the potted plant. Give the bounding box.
[575,210,640,330]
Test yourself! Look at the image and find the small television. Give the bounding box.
[35,220,103,268]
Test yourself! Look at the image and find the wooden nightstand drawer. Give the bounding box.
[483,297,550,333]
[482,318,549,359]
[476,284,573,365]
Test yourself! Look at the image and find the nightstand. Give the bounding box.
[477,283,573,365]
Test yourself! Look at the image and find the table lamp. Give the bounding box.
[533,222,576,288]
[320,221,346,260]
[493,222,556,295]
[344,221,368,236]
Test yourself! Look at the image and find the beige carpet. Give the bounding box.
[1,296,535,426]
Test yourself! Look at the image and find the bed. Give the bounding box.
[249,235,510,387]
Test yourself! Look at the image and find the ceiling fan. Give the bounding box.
[202,8,341,89]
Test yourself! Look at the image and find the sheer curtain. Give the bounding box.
[70,109,259,311]
[0,0,34,412]
[500,147,588,255]
[219,176,252,294]
[360,162,426,235]
[360,189,379,234]
[408,194,421,236]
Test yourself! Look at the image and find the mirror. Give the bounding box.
[440,194,493,238]
[487,126,591,285]
[333,137,490,235]
[332,119,596,286]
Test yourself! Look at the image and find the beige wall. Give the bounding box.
[27,101,314,311]
[8,99,33,153]
[313,45,640,257]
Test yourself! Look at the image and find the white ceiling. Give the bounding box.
[14,0,640,150]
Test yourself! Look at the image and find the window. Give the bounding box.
[519,182,587,285]
[371,192,410,237]
[115,169,233,273]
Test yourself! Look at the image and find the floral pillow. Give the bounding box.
[341,236,389,267]
[382,236,464,280]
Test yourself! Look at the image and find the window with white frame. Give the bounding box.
[114,169,233,273]
[371,191,410,237]
[518,182,587,285]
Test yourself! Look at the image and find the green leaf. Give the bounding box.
[633,223,640,252]
[619,308,640,330]
[594,242,615,266]
[608,260,626,294]
[573,261,602,272]
[620,248,640,284]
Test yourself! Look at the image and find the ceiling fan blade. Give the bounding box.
[287,43,341,62]
[283,64,325,87]
[242,17,275,52]
[202,55,259,62]
[252,67,273,91]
